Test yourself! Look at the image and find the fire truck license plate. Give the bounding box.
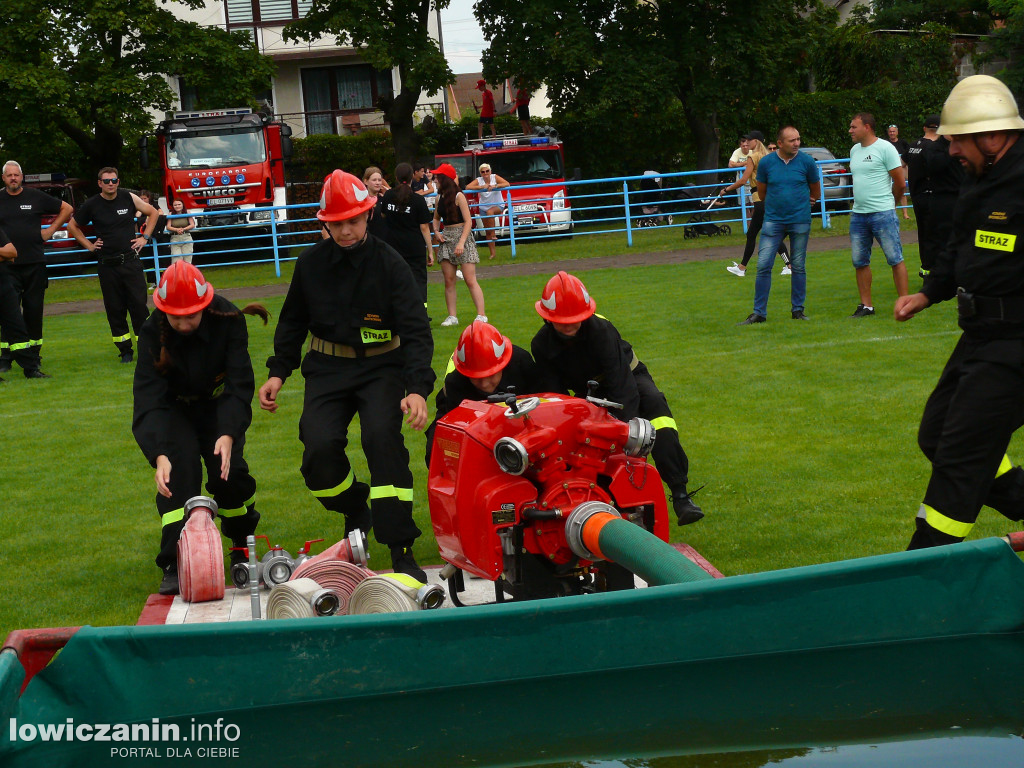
[206,197,235,206]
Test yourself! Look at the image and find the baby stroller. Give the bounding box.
[635,171,673,228]
[680,184,731,239]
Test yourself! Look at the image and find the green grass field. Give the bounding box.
[2,229,1016,639]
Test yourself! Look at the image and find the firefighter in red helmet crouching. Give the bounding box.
[531,271,706,526]
[425,319,556,465]
[133,261,269,595]
[259,170,435,581]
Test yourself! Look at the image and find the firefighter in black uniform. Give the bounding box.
[133,261,267,594]
[425,319,556,465]
[0,226,48,381]
[905,114,965,277]
[258,169,435,581]
[67,167,158,363]
[531,271,705,525]
[896,75,1024,548]
[0,160,72,375]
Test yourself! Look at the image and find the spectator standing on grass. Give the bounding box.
[728,136,751,168]
[847,113,908,318]
[258,169,434,581]
[905,114,964,277]
[362,166,390,241]
[894,76,1024,549]
[465,162,510,260]
[722,135,792,278]
[133,261,267,595]
[381,162,434,311]
[432,163,487,328]
[736,125,820,324]
[886,124,912,221]
[165,199,196,264]
[67,167,158,364]
[0,160,70,377]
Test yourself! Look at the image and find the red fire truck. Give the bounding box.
[436,132,574,237]
[140,108,292,231]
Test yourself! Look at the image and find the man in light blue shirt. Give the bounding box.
[737,125,821,324]
[848,112,909,317]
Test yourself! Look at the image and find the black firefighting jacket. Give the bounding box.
[133,294,255,466]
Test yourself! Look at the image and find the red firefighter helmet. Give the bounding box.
[455,320,513,378]
[535,271,596,323]
[153,261,214,315]
[317,170,377,222]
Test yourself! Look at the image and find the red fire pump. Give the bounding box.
[427,387,667,602]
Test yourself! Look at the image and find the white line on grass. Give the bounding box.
[713,330,959,357]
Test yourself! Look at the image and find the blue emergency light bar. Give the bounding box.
[482,136,551,149]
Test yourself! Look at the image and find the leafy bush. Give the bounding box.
[289,131,397,183]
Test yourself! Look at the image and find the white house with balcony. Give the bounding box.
[164,0,444,138]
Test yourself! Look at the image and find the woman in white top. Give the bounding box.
[465,163,510,259]
[165,199,196,263]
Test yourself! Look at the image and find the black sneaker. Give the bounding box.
[791,310,809,320]
[850,304,875,318]
[120,351,134,364]
[390,545,428,583]
[672,492,705,526]
[24,369,51,379]
[158,565,180,595]
[737,313,766,325]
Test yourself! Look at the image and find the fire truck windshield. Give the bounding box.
[484,150,563,183]
[166,127,266,169]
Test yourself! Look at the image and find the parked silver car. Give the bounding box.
[799,147,851,209]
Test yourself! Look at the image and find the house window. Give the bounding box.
[301,65,394,135]
[225,0,313,28]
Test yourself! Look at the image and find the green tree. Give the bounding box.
[0,0,274,176]
[987,0,1024,98]
[284,0,455,163]
[476,0,835,176]
[870,0,993,34]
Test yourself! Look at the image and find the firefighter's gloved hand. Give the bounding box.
[402,393,428,430]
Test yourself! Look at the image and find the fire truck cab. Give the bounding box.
[140,107,292,232]
[436,132,573,238]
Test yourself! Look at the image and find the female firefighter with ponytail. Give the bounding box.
[133,260,269,595]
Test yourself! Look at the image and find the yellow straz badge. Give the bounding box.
[360,327,392,344]
[975,230,1017,252]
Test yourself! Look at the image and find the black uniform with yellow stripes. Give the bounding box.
[132,294,261,569]
[910,137,1024,547]
[266,233,435,547]
[531,315,692,495]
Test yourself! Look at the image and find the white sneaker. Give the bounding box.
[440,315,459,327]
[727,262,745,277]
[475,314,488,323]
[456,269,464,280]
[781,265,792,275]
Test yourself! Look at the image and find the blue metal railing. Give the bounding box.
[44,159,908,280]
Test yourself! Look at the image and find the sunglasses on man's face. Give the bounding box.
[100,178,119,184]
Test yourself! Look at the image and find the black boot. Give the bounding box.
[159,565,180,595]
[344,507,373,537]
[390,543,427,582]
[672,490,705,526]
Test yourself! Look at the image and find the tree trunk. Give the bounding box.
[381,78,422,163]
[681,100,721,189]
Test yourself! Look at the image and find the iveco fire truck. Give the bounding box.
[436,132,574,237]
[140,108,292,231]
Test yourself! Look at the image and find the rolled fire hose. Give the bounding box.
[289,560,374,615]
[348,573,446,614]
[566,501,713,586]
[177,496,226,603]
[291,530,369,580]
[266,578,341,619]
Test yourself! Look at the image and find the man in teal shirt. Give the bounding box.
[848,112,908,318]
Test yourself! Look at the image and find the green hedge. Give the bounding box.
[289,131,397,183]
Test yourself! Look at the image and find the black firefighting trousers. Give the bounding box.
[0,267,39,372]
[0,262,46,367]
[910,334,1024,548]
[154,402,260,569]
[298,352,421,548]
[911,192,957,274]
[635,367,689,493]
[98,256,149,355]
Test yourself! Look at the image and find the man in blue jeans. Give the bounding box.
[848,112,909,317]
[738,125,821,324]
